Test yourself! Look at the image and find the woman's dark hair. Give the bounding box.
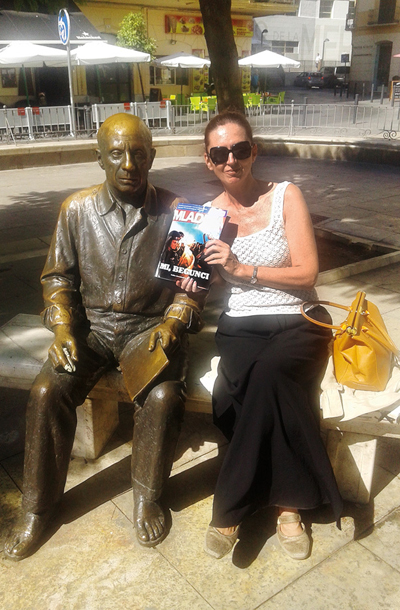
[204,111,253,150]
[161,231,181,256]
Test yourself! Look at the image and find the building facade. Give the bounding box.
[78,0,299,101]
[253,0,353,75]
[0,7,103,107]
[350,0,400,92]
[0,1,301,105]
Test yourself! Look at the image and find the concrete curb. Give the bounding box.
[317,250,400,286]
[256,137,400,166]
[1,134,399,170]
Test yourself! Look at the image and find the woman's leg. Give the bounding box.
[210,313,342,528]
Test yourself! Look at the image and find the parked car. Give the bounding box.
[322,71,339,88]
[294,71,339,89]
[306,72,325,88]
[293,72,311,87]
[334,66,350,83]
[293,71,334,88]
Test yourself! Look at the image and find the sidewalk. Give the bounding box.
[1,154,400,609]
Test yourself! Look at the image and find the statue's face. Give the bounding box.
[97,121,155,202]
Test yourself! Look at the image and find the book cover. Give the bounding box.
[119,334,169,401]
[155,203,227,290]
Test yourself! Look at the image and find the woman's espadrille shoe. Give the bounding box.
[204,525,239,559]
[276,513,310,560]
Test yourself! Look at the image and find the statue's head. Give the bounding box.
[96,113,156,203]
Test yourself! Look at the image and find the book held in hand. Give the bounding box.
[155,203,227,290]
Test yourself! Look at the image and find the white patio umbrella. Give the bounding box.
[155,52,210,69]
[0,41,68,67]
[238,49,300,69]
[154,52,211,97]
[69,41,150,65]
[0,42,68,103]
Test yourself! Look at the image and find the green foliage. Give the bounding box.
[116,12,157,59]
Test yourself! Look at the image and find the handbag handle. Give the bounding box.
[301,292,367,332]
[301,292,399,356]
[300,300,352,331]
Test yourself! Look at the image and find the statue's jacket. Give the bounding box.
[40,181,199,341]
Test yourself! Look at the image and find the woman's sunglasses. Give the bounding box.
[207,141,253,165]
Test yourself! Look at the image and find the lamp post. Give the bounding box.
[259,29,269,93]
[261,28,268,51]
[322,38,330,68]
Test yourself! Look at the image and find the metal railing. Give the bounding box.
[252,102,400,139]
[91,101,172,131]
[1,100,400,143]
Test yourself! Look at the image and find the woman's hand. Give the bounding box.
[175,275,199,293]
[204,239,240,279]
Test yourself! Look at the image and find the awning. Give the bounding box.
[0,9,103,46]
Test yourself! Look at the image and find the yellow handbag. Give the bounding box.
[301,291,399,391]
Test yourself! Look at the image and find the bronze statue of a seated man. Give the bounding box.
[5,113,203,561]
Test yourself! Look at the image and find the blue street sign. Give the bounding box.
[58,9,70,46]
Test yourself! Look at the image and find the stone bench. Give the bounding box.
[1,313,399,505]
[0,314,212,460]
[322,411,400,505]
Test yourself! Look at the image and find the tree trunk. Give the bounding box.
[199,0,244,114]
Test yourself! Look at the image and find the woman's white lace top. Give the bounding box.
[206,181,317,317]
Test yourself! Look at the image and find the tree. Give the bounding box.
[199,0,244,114]
[116,12,157,59]
[116,12,157,102]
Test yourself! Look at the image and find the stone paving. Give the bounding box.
[0,154,400,609]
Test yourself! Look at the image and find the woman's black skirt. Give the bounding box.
[210,307,343,528]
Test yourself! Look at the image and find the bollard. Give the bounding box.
[289,100,294,136]
[362,83,365,101]
[370,83,374,103]
[302,97,308,126]
[352,94,359,124]
[84,105,91,135]
[380,85,385,105]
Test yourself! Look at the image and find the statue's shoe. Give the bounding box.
[4,510,54,561]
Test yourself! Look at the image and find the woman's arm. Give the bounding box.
[204,184,319,291]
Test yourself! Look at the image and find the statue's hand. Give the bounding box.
[48,325,78,373]
[148,318,185,353]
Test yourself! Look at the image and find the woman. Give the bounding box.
[180,111,343,561]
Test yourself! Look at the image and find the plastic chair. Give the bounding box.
[242,93,251,110]
[278,91,285,104]
[266,94,280,105]
[248,93,261,114]
[176,93,187,106]
[201,96,217,114]
[190,96,201,112]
